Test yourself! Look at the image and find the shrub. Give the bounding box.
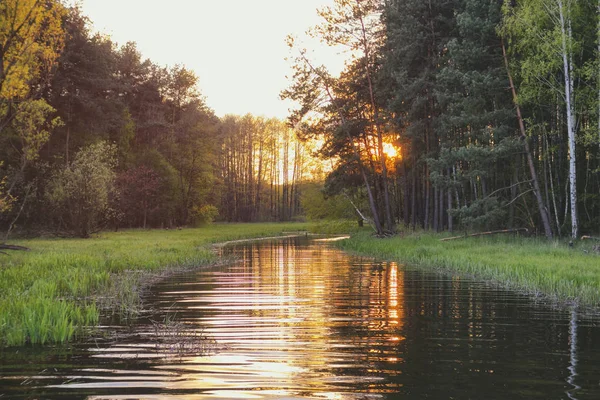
[46,142,117,237]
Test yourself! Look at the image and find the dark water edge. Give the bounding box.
[2,236,600,399]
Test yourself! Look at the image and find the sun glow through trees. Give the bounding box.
[383,142,399,159]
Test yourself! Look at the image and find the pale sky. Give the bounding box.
[77,0,349,119]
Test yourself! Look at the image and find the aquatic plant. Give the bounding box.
[150,311,218,358]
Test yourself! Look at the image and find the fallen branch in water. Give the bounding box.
[440,228,529,242]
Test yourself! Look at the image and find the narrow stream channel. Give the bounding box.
[1,236,600,399]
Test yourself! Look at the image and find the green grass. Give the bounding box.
[0,222,327,347]
[337,230,600,308]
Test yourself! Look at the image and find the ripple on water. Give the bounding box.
[1,236,600,399]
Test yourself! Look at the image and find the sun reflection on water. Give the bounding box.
[10,237,594,399]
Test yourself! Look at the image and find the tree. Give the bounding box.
[501,39,554,238]
[425,0,553,237]
[0,0,65,105]
[557,0,579,239]
[2,98,61,189]
[45,7,126,164]
[382,0,456,229]
[0,0,65,230]
[502,0,591,238]
[0,98,62,237]
[283,47,386,234]
[46,141,117,237]
[313,0,395,232]
[300,182,356,220]
[116,165,161,229]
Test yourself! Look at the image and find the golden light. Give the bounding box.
[383,142,399,158]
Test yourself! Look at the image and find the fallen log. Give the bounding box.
[0,243,30,252]
[440,228,529,242]
[581,236,600,241]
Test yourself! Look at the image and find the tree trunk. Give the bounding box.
[256,136,264,219]
[403,161,410,226]
[411,166,417,228]
[447,168,453,233]
[424,167,430,229]
[358,7,395,232]
[439,185,444,231]
[558,0,578,239]
[143,203,147,229]
[433,185,439,232]
[501,39,553,239]
[598,0,600,152]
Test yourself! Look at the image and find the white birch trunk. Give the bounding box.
[558,0,578,239]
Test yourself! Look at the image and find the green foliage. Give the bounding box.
[190,204,219,226]
[114,108,135,162]
[12,99,63,163]
[0,0,65,101]
[450,197,507,231]
[500,0,594,107]
[46,141,117,237]
[300,182,356,220]
[0,162,13,213]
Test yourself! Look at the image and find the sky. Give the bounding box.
[77,0,349,119]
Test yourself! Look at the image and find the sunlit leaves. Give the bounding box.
[12,98,62,163]
[0,162,14,213]
[0,0,65,101]
[46,141,118,237]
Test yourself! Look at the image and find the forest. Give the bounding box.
[1,0,600,239]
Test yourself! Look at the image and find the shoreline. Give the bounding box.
[335,231,600,315]
[0,223,327,347]
[103,233,316,319]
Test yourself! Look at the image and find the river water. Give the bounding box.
[1,236,600,399]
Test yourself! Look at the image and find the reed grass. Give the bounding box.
[0,222,319,347]
[337,230,600,308]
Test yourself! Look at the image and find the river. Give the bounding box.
[1,236,599,399]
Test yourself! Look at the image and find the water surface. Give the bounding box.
[1,236,599,399]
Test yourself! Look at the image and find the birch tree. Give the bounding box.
[557,0,578,239]
[502,0,582,238]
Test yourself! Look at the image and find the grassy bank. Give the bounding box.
[0,222,334,347]
[337,230,600,308]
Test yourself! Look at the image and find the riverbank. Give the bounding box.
[0,222,356,347]
[337,230,600,309]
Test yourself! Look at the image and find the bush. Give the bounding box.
[46,142,117,237]
[190,204,219,226]
[300,182,357,220]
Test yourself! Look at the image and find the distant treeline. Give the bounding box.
[284,0,600,238]
[0,3,325,237]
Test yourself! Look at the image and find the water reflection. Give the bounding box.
[566,308,580,400]
[1,236,600,399]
